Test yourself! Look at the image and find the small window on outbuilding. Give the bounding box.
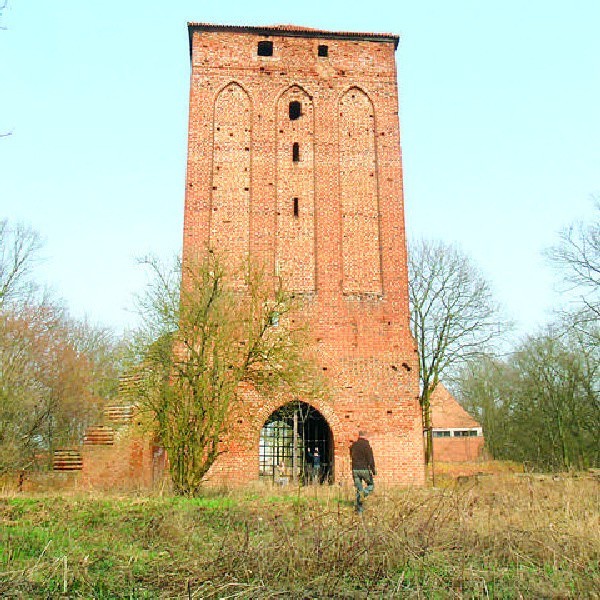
[289,101,301,120]
[454,430,472,437]
[433,430,451,438]
[257,41,273,57]
[292,142,300,162]
[318,45,329,57]
[293,197,299,217]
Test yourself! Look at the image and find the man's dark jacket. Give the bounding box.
[350,437,376,475]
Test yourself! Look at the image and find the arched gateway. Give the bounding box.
[259,402,333,484]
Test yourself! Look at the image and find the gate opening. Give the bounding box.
[259,401,333,484]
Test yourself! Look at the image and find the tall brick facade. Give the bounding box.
[183,23,425,487]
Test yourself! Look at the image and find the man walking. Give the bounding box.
[350,431,376,513]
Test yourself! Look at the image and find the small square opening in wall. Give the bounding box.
[318,44,329,57]
[257,41,273,56]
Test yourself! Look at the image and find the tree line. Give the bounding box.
[0,199,597,486]
[0,220,125,474]
[409,199,599,471]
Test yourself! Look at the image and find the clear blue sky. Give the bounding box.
[1,0,598,336]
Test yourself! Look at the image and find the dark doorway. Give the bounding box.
[259,401,333,484]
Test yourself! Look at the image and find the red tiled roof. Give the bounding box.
[187,22,399,49]
[272,24,320,32]
[430,384,481,429]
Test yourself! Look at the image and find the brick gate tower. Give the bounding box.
[183,23,425,487]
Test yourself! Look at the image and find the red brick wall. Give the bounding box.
[183,25,424,487]
[434,437,485,463]
[79,423,156,492]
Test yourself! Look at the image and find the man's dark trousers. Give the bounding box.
[353,469,374,512]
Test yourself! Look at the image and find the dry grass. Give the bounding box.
[0,473,598,598]
[432,459,524,480]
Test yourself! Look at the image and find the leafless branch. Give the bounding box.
[408,238,508,463]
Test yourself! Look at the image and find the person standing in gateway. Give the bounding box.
[350,431,376,513]
[307,447,321,484]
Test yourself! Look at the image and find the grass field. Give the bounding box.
[1,473,598,598]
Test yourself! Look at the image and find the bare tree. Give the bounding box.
[0,302,106,473]
[457,322,599,470]
[0,219,42,306]
[408,238,505,464]
[135,254,323,495]
[0,2,13,138]
[0,1,7,31]
[546,199,600,331]
[0,219,125,473]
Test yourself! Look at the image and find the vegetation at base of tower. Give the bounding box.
[1,475,598,597]
[0,219,127,475]
[134,253,323,496]
[1,198,597,478]
[408,238,507,465]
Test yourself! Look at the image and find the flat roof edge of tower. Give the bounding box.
[187,22,400,57]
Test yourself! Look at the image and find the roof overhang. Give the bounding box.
[187,22,400,59]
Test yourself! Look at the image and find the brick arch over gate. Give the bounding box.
[253,395,341,444]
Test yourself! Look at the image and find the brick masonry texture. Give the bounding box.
[182,23,425,487]
[433,436,485,463]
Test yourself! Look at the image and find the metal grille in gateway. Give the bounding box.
[259,401,332,484]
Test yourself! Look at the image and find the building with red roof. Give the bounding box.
[430,384,485,462]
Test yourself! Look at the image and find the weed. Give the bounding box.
[0,474,598,597]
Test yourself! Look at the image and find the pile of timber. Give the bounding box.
[53,449,83,471]
[104,404,135,424]
[83,425,115,446]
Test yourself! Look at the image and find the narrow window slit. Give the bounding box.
[289,101,301,120]
[293,197,299,217]
[292,142,300,162]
